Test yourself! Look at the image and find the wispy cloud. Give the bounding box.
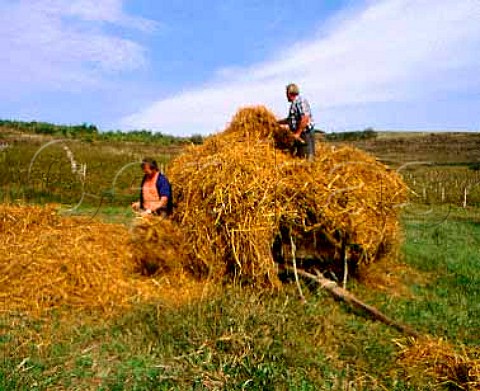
[53,0,156,32]
[0,0,155,94]
[120,0,480,135]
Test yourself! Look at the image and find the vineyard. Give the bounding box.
[403,166,480,207]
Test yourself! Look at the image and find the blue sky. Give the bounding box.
[1,0,479,136]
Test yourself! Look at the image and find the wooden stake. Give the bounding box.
[285,266,420,338]
[290,235,305,303]
[343,246,349,290]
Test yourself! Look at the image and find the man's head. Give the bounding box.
[286,83,300,102]
[141,158,159,176]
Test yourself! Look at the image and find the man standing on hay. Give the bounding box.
[131,158,173,217]
[278,83,316,160]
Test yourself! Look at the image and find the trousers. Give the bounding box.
[293,130,315,160]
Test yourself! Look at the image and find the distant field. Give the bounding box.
[375,131,475,139]
[342,131,480,166]
[2,127,480,207]
[0,129,182,207]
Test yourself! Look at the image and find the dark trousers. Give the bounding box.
[293,131,315,160]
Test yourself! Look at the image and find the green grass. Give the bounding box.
[1,287,420,390]
[347,209,480,343]
[399,217,480,344]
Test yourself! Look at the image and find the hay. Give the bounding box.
[0,204,161,316]
[130,216,192,276]
[166,106,407,285]
[224,105,280,140]
[398,337,480,390]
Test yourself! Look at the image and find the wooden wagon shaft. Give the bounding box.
[285,266,420,338]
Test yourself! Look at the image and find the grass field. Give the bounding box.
[1,129,480,390]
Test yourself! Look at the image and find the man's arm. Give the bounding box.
[277,118,289,125]
[154,175,171,212]
[293,114,311,138]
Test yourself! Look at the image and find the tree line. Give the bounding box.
[0,119,205,145]
[323,128,377,142]
[1,119,379,145]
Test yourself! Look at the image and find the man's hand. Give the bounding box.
[134,208,153,219]
[131,201,140,211]
[141,209,152,217]
[293,114,310,144]
[293,133,305,144]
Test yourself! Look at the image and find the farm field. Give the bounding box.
[1,128,479,390]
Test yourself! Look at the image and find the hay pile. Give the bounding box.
[399,337,480,390]
[130,217,191,276]
[0,204,161,316]
[159,106,406,285]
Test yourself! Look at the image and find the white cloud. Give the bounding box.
[120,0,480,136]
[54,0,156,31]
[0,0,154,94]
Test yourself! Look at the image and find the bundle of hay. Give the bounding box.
[169,139,288,285]
[165,106,407,285]
[212,105,295,150]
[0,204,160,316]
[130,217,191,276]
[399,337,480,390]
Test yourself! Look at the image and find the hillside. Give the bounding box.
[335,131,480,166]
